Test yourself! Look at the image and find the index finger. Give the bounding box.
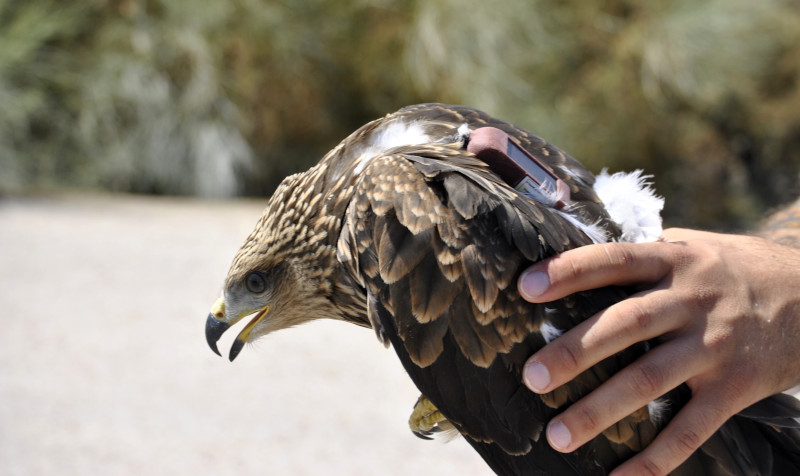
[517,241,675,303]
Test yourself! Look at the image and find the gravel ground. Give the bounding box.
[0,193,490,476]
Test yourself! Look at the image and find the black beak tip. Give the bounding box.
[205,313,230,357]
[229,339,245,362]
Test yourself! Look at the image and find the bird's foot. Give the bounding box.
[408,395,456,440]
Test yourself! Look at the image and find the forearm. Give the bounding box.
[758,198,800,248]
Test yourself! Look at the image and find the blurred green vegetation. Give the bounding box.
[2,0,800,229]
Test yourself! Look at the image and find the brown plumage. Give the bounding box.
[205,104,800,475]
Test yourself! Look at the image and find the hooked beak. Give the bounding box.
[204,296,271,362]
[205,296,228,356]
[205,314,230,356]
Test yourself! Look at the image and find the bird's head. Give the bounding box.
[205,261,301,362]
[205,172,351,361]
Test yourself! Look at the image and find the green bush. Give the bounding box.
[2,0,800,229]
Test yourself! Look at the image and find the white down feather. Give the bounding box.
[593,169,664,243]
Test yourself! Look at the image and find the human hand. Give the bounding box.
[517,228,800,475]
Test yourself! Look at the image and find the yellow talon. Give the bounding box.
[409,395,455,438]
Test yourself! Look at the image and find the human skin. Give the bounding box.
[517,201,800,475]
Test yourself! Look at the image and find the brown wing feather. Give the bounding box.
[339,140,678,468]
[409,251,461,323]
[376,218,431,284]
[461,244,501,314]
[346,150,565,366]
[447,291,499,368]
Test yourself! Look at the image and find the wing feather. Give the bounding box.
[338,111,674,469]
[351,149,599,369]
[377,218,431,284]
[401,316,450,368]
[461,244,500,313]
[447,291,498,368]
[409,251,461,323]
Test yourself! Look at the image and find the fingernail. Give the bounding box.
[523,361,550,392]
[519,271,549,299]
[548,421,572,451]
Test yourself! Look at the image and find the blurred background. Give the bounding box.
[3,1,800,475]
[3,0,800,227]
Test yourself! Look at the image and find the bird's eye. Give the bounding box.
[245,272,266,293]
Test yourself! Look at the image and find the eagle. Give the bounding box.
[205,104,800,475]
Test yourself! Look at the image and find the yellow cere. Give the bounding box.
[211,296,225,319]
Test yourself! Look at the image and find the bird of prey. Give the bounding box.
[205,104,800,475]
